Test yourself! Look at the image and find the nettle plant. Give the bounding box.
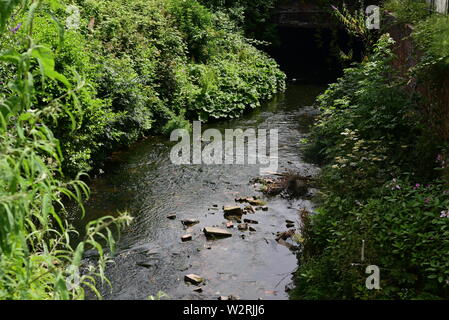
[0,0,131,299]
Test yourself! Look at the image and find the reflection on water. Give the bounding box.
[76,84,324,300]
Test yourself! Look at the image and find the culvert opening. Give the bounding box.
[268,27,365,84]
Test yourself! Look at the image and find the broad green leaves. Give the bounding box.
[31,45,70,88]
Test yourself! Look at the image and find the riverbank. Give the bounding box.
[292,32,449,299]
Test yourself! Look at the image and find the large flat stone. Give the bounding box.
[184,274,204,285]
[223,206,243,216]
[203,227,232,238]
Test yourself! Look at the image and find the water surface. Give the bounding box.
[79,84,323,300]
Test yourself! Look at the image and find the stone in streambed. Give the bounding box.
[223,206,243,216]
[237,223,248,231]
[243,218,258,224]
[182,218,199,226]
[244,205,255,214]
[203,227,232,238]
[249,226,256,232]
[167,214,177,220]
[181,234,192,242]
[185,274,204,285]
[248,199,266,206]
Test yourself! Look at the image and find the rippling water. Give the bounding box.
[77,83,324,300]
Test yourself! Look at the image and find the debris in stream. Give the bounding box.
[184,274,204,285]
[276,229,296,242]
[226,221,234,228]
[286,222,295,228]
[255,171,316,198]
[203,227,232,238]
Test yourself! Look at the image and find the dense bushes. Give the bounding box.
[0,0,132,299]
[199,0,280,43]
[384,0,431,24]
[0,0,284,299]
[2,0,285,175]
[293,34,449,299]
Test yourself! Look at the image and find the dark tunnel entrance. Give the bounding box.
[268,26,365,84]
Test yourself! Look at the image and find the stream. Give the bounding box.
[78,83,324,300]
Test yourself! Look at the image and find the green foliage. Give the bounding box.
[295,34,448,299]
[1,0,284,175]
[0,0,284,299]
[413,14,449,70]
[383,0,431,24]
[0,0,132,299]
[167,0,214,62]
[198,0,280,43]
[330,2,378,52]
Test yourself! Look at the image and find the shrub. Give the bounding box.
[0,0,131,299]
[295,34,447,299]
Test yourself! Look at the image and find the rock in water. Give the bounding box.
[181,234,192,242]
[185,274,204,285]
[203,227,232,238]
[167,214,177,220]
[223,206,243,216]
[244,205,255,214]
[243,218,258,224]
[248,199,266,206]
[181,218,199,226]
[237,223,248,231]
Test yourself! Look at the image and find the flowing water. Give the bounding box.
[78,83,324,300]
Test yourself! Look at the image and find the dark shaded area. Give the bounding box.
[268,27,365,83]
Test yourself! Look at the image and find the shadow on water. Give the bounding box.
[74,83,325,300]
